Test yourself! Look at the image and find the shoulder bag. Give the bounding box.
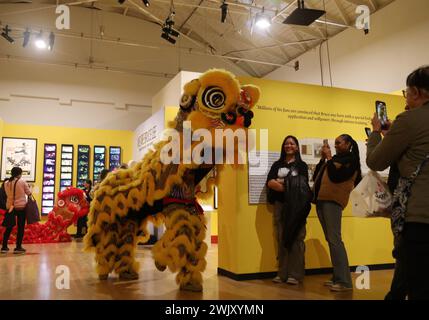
[391,154,429,237]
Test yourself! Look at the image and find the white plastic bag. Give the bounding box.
[350,170,392,218]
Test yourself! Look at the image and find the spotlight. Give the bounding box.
[35,39,47,49]
[255,9,271,29]
[220,1,228,23]
[35,31,47,49]
[165,15,175,27]
[142,0,150,7]
[48,32,55,51]
[294,60,300,71]
[161,32,176,44]
[161,11,179,44]
[1,25,14,44]
[168,29,179,37]
[23,29,31,47]
[162,24,179,37]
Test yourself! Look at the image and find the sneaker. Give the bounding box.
[13,247,26,255]
[330,284,353,292]
[324,280,334,287]
[286,278,299,285]
[1,247,9,254]
[272,276,285,283]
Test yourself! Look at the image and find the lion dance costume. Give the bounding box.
[84,69,260,291]
[0,187,89,244]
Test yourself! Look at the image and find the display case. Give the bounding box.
[77,145,90,189]
[60,144,74,192]
[109,146,121,170]
[41,144,57,215]
[93,145,106,183]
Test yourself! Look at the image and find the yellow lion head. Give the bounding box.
[178,69,260,131]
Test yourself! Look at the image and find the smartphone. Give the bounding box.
[376,101,388,130]
[365,127,372,137]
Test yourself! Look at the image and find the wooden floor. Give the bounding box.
[0,242,393,300]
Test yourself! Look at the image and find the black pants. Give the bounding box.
[76,216,88,237]
[385,235,407,300]
[2,209,26,249]
[403,222,429,300]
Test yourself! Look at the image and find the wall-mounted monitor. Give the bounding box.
[77,145,90,189]
[41,144,57,215]
[60,144,74,192]
[109,146,121,170]
[93,145,106,183]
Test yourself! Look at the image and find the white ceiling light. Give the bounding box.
[34,31,47,49]
[255,8,271,29]
[35,38,47,49]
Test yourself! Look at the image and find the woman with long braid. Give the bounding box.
[312,134,362,292]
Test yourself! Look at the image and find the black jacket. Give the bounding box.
[281,166,312,249]
[266,160,309,204]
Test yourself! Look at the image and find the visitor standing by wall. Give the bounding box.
[313,134,362,292]
[267,136,311,285]
[1,167,32,254]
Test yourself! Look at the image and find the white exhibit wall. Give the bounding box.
[0,60,159,130]
[151,71,201,114]
[265,0,429,93]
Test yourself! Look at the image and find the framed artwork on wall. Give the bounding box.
[1,137,38,182]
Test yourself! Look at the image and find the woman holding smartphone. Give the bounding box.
[266,136,310,285]
[313,135,362,292]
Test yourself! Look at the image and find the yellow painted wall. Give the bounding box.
[391,90,404,96]
[165,106,179,127]
[2,122,133,233]
[217,77,405,274]
[210,209,218,236]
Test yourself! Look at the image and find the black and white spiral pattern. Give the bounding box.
[180,94,195,111]
[202,86,226,110]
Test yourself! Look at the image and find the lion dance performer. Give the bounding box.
[84,69,260,291]
[0,187,89,244]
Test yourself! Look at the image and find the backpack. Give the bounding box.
[0,182,7,210]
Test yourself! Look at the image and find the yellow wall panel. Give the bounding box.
[217,77,403,274]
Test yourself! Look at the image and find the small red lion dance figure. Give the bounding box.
[0,187,89,244]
